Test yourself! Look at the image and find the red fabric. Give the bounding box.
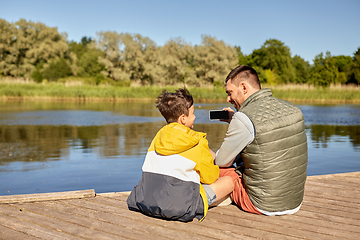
[219,167,262,214]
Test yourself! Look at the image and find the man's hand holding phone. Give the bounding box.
[221,107,235,123]
[209,107,234,123]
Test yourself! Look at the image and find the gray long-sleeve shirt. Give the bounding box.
[215,112,255,167]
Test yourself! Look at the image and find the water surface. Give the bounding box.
[0,101,359,196]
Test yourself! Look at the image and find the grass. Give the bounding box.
[0,81,228,102]
[0,79,359,103]
[269,84,360,103]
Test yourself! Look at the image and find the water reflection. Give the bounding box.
[0,123,230,165]
[307,125,360,150]
[1,123,358,165]
[0,101,359,195]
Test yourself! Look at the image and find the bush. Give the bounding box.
[43,58,72,81]
[31,69,43,83]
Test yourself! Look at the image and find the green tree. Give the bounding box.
[236,52,267,85]
[69,36,92,60]
[0,19,17,76]
[96,32,163,85]
[249,39,296,84]
[347,47,360,85]
[308,52,354,86]
[69,40,85,61]
[235,45,245,68]
[193,35,238,85]
[159,38,196,85]
[0,19,68,79]
[69,37,106,79]
[120,33,162,85]
[77,47,106,79]
[332,55,352,84]
[30,63,44,82]
[96,31,131,81]
[292,55,310,83]
[234,45,244,61]
[42,57,72,81]
[308,52,338,86]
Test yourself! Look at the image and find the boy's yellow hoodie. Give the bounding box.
[127,122,219,222]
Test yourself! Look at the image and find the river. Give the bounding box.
[0,101,359,196]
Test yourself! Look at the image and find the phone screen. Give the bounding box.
[209,110,229,120]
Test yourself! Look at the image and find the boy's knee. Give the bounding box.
[223,176,235,191]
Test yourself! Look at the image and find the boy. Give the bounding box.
[127,88,234,222]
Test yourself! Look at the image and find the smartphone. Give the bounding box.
[209,110,229,120]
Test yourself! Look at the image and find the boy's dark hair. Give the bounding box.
[225,65,261,89]
[156,88,194,123]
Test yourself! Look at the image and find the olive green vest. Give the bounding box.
[239,88,308,212]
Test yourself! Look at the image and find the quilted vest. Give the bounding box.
[239,88,308,212]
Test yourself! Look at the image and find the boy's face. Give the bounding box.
[184,105,196,129]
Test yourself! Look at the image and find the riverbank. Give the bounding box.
[1,81,359,103]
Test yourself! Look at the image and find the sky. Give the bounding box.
[1,0,359,63]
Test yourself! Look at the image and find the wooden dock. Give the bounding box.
[0,172,359,240]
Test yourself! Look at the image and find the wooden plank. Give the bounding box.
[304,189,360,205]
[104,192,360,235]
[106,193,129,200]
[209,205,359,239]
[299,204,360,225]
[308,172,360,179]
[303,195,360,215]
[303,185,360,203]
[206,208,330,240]
[305,180,360,192]
[87,196,301,240]
[65,197,256,240]
[0,189,95,204]
[0,213,80,240]
[0,224,40,240]
[209,205,345,240]
[303,193,360,209]
[306,173,360,189]
[308,177,360,187]
[304,189,360,204]
[19,201,201,240]
[293,209,360,234]
[306,181,359,192]
[0,171,358,240]
[193,214,298,240]
[81,197,266,239]
[0,204,127,240]
[96,191,131,197]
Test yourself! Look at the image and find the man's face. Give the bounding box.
[225,80,245,111]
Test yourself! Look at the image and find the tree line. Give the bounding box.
[1,19,359,87]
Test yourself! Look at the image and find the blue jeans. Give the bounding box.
[202,184,217,206]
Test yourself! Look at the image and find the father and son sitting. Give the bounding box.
[127,65,308,222]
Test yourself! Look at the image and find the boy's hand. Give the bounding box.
[220,107,234,123]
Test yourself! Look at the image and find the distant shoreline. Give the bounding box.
[1,82,359,104]
[1,96,360,104]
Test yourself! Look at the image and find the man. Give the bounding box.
[215,65,308,215]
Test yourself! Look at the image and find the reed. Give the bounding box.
[0,80,359,103]
[269,84,360,103]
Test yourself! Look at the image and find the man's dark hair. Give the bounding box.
[156,88,194,123]
[225,65,261,89]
